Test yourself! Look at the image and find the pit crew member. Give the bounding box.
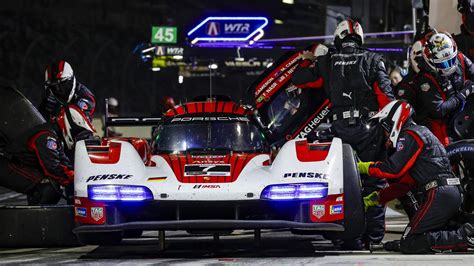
[0,122,74,205]
[39,60,96,122]
[292,18,394,249]
[454,0,474,60]
[413,31,474,145]
[358,100,474,254]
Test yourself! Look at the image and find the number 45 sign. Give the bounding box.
[151,26,177,44]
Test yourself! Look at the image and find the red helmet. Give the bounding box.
[45,60,76,103]
[371,100,413,148]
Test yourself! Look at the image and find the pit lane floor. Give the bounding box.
[1,188,474,265]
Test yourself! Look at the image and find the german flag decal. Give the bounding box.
[147,177,167,182]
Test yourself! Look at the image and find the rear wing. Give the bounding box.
[104,98,161,137]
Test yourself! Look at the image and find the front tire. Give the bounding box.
[323,144,365,240]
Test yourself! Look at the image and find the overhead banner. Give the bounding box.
[187,16,268,44]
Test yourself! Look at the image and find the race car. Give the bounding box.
[72,97,364,246]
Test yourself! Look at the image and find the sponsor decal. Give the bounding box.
[334,60,357,66]
[446,145,474,157]
[91,207,104,222]
[75,207,87,217]
[74,198,82,205]
[206,22,220,36]
[294,105,331,139]
[342,92,353,100]
[421,83,430,92]
[312,204,325,219]
[330,204,343,215]
[171,117,249,122]
[193,184,221,189]
[224,23,250,34]
[46,137,58,150]
[86,174,133,182]
[147,177,167,182]
[396,141,404,151]
[283,172,328,179]
[77,99,89,110]
[184,164,231,176]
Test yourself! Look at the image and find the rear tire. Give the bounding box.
[76,231,123,246]
[323,144,365,240]
[0,205,80,247]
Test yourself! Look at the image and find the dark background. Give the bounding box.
[0,0,414,115]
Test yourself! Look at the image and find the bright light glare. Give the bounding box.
[209,63,218,69]
[173,55,184,60]
[274,19,284,24]
[178,75,184,84]
[151,67,161,72]
[282,0,294,4]
[266,62,274,68]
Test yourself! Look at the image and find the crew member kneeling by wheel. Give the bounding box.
[0,122,74,205]
[358,100,474,253]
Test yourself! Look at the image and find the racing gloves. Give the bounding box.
[357,161,372,175]
[363,191,380,211]
[458,80,474,101]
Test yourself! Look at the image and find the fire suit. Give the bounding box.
[293,43,394,246]
[366,123,471,254]
[413,53,474,146]
[39,83,96,122]
[0,123,74,204]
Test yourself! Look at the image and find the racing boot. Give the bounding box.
[383,240,401,252]
[460,223,474,248]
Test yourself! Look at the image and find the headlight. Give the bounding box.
[88,185,153,201]
[260,183,328,200]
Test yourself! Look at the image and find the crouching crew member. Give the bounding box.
[0,122,74,205]
[358,100,474,253]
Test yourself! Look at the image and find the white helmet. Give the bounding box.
[422,32,458,76]
[409,40,424,73]
[334,19,364,49]
[371,100,413,148]
[56,105,95,149]
[45,60,77,103]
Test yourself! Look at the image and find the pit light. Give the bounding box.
[88,185,153,201]
[261,183,328,200]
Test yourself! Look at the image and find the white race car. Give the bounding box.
[72,99,364,246]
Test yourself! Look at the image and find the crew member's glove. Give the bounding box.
[363,191,380,211]
[457,80,474,101]
[300,51,316,61]
[357,161,372,175]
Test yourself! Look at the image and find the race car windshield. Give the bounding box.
[153,120,267,153]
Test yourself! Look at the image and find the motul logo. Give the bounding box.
[224,23,250,33]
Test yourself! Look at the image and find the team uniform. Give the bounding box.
[359,100,474,254]
[0,124,73,204]
[292,19,394,248]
